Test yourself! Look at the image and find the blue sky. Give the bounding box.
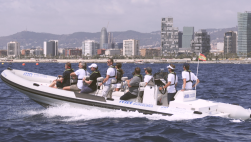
[0,0,250,36]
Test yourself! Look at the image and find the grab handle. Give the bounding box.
[33,83,40,87]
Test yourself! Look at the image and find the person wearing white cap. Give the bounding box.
[63,61,89,91]
[181,63,199,91]
[159,64,178,105]
[80,63,101,93]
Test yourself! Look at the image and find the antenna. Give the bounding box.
[107,22,109,29]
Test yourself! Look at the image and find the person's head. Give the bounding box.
[107,58,114,66]
[144,67,152,74]
[115,63,122,69]
[183,63,190,70]
[167,64,175,72]
[79,61,87,70]
[88,63,98,71]
[65,62,71,69]
[134,67,141,75]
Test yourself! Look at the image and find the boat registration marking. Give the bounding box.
[23,72,47,78]
[2,72,7,77]
[119,100,153,108]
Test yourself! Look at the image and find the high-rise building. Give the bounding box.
[108,32,113,44]
[161,17,179,56]
[82,40,99,56]
[7,41,20,57]
[43,40,58,57]
[224,31,237,55]
[191,30,210,54]
[115,42,123,49]
[100,27,108,49]
[182,27,194,49]
[237,11,251,57]
[178,31,183,48]
[123,39,139,56]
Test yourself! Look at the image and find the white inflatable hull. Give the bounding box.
[1,68,250,120]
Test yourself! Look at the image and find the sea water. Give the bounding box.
[0,63,251,141]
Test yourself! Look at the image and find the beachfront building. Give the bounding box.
[161,17,179,56]
[82,40,99,56]
[123,39,139,56]
[65,48,82,57]
[237,11,251,57]
[43,40,58,57]
[182,27,194,49]
[224,31,237,55]
[191,29,210,54]
[115,42,123,49]
[100,27,108,49]
[140,48,161,57]
[7,41,20,57]
[0,50,7,57]
[105,49,121,56]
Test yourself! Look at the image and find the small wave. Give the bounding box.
[22,104,202,122]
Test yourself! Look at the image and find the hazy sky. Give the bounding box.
[0,0,250,36]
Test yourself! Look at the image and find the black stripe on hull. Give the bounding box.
[0,74,173,116]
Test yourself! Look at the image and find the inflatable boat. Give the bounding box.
[1,68,250,120]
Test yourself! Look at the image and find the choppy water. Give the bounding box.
[1,62,251,142]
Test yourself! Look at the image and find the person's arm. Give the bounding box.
[70,72,76,76]
[159,81,171,90]
[192,79,200,88]
[126,80,131,87]
[84,80,93,85]
[181,78,186,91]
[100,75,110,85]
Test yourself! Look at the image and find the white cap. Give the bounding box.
[167,65,174,70]
[88,63,98,68]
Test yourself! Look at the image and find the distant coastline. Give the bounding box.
[1,59,251,64]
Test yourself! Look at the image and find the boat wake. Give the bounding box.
[22,104,204,122]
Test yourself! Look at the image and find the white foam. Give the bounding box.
[23,104,204,122]
[230,119,242,123]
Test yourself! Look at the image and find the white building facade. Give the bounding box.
[7,41,20,57]
[105,49,121,56]
[123,39,139,56]
[82,40,99,56]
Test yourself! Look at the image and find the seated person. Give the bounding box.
[144,67,153,85]
[80,63,101,93]
[120,67,142,100]
[63,61,89,91]
[115,63,124,91]
[49,62,74,88]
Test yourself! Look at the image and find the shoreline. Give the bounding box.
[1,59,251,64]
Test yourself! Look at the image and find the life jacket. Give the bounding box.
[116,69,123,80]
[91,70,100,75]
[64,68,74,72]
[185,70,193,83]
[106,65,117,78]
[134,74,143,82]
[168,72,177,86]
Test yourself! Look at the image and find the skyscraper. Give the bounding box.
[178,31,183,48]
[224,31,237,55]
[43,40,58,57]
[182,27,194,49]
[123,39,139,56]
[161,17,179,56]
[237,11,251,57]
[100,27,108,49]
[191,30,210,54]
[7,41,20,57]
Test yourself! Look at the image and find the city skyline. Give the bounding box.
[0,0,251,37]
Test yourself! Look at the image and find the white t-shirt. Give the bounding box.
[105,66,116,85]
[144,74,153,83]
[167,73,178,93]
[182,71,198,90]
[75,69,89,89]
